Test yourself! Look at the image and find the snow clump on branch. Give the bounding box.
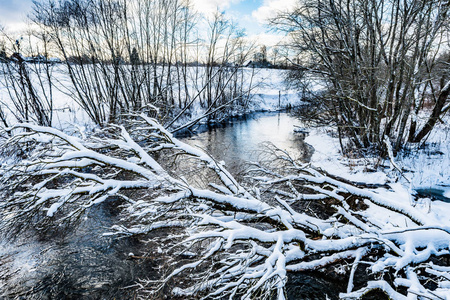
[1,115,450,299]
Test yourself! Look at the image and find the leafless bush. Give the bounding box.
[0,31,54,127]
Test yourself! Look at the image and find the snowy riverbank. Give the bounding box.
[305,114,450,204]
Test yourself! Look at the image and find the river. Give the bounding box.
[177,111,313,171]
[1,111,343,299]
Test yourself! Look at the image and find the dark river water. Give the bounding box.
[1,111,344,299]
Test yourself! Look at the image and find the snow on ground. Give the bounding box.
[0,65,303,131]
[399,119,450,193]
[389,118,450,201]
[0,63,93,130]
[305,127,389,185]
[305,115,450,205]
[246,68,304,111]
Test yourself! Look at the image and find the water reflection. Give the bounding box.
[179,112,312,173]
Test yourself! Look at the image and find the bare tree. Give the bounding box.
[29,0,256,128]
[271,0,450,154]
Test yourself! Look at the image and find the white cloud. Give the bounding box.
[252,0,297,24]
[0,0,33,33]
[245,33,286,47]
[191,0,242,16]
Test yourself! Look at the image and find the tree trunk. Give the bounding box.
[412,79,450,143]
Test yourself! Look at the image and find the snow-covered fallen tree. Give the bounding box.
[1,116,450,299]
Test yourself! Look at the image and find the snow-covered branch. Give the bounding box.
[2,120,450,299]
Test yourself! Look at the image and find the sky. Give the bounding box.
[0,0,33,30]
[0,0,296,45]
[190,0,297,42]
